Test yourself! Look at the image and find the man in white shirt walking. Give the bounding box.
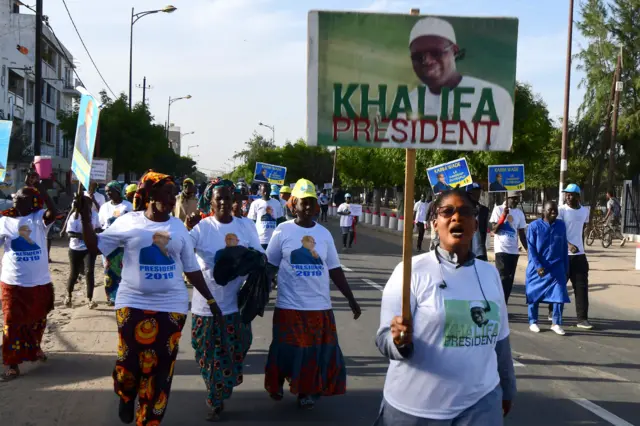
[319,190,330,222]
[557,184,593,329]
[248,182,283,249]
[337,193,355,250]
[413,193,430,251]
[84,181,105,213]
[490,192,528,303]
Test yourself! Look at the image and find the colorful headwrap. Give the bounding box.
[133,170,174,211]
[105,180,122,194]
[1,186,44,217]
[197,178,235,215]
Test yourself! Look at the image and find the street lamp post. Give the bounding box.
[166,94,192,139]
[258,122,275,144]
[187,144,199,157]
[129,5,177,110]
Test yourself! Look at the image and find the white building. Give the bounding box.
[0,0,80,187]
[168,125,181,155]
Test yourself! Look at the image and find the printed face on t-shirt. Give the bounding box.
[290,236,324,277]
[443,299,500,348]
[225,233,239,247]
[139,231,176,280]
[11,224,42,262]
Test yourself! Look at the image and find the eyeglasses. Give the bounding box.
[410,45,454,63]
[436,205,477,218]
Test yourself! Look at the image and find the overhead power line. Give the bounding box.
[59,0,117,98]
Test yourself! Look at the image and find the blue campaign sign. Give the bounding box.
[0,120,13,182]
[71,94,100,190]
[253,162,287,186]
[488,164,525,192]
[427,158,473,194]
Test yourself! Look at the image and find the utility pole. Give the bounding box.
[34,0,43,156]
[559,0,574,204]
[136,76,152,108]
[608,49,622,189]
[331,147,338,187]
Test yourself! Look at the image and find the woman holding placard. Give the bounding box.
[374,188,516,425]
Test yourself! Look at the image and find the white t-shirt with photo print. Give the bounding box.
[98,200,133,230]
[490,205,526,254]
[248,198,283,245]
[190,216,264,317]
[266,221,341,311]
[97,211,200,314]
[0,210,52,287]
[379,251,509,420]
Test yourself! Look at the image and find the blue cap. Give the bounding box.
[466,182,482,191]
[563,184,581,193]
[270,184,280,196]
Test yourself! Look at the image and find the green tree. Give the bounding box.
[58,90,195,180]
[574,0,640,196]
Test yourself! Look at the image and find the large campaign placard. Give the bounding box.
[71,94,100,190]
[488,164,525,192]
[427,158,472,194]
[253,162,287,186]
[0,120,13,182]
[307,11,518,151]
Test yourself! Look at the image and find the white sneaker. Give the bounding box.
[547,314,553,322]
[63,295,72,308]
[529,324,540,333]
[551,324,566,335]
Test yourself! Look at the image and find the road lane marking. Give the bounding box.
[362,278,384,291]
[341,264,353,272]
[572,399,635,426]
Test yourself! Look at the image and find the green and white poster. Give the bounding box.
[442,299,500,348]
[307,11,518,152]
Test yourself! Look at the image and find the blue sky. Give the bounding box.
[43,0,586,176]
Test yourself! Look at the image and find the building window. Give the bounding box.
[41,120,55,145]
[27,81,35,104]
[42,40,58,69]
[8,70,24,98]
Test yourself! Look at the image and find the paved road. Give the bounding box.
[1,222,638,425]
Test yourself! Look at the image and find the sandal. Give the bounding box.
[36,350,48,362]
[1,366,20,381]
[87,300,98,309]
[206,405,223,422]
[64,295,72,308]
[269,391,284,401]
[297,395,315,410]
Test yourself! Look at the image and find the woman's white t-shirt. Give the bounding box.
[0,210,52,287]
[66,211,100,251]
[190,216,264,316]
[266,220,340,311]
[97,212,200,314]
[98,200,133,230]
[379,251,509,420]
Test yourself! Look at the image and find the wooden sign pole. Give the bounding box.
[400,7,421,322]
[402,148,416,321]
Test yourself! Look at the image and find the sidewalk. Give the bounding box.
[334,215,640,316]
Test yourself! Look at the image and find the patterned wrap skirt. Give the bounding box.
[264,308,347,397]
[191,313,253,408]
[1,282,54,366]
[104,247,124,303]
[114,307,186,426]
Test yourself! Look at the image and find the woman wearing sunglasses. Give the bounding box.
[374,188,516,425]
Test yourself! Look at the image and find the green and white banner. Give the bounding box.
[307,11,518,152]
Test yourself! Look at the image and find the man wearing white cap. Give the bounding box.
[337,193,355,250]
[384,17,513,151]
